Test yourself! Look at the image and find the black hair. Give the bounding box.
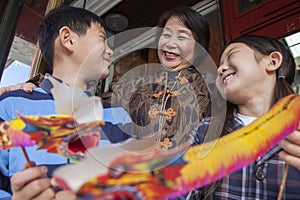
[227,35,295,106]
[202,34,296,199]
[157,6,210,51]
[38,6,105,68]
[156,6,210,67]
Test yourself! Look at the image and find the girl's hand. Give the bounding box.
[279,122,300,170]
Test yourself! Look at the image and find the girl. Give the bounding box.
[188,35,300,199]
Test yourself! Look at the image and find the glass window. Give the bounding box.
[282,32,300,93]
[0,60,30,87]
[237,0,266,13]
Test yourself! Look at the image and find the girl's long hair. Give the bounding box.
[202,35,296,199]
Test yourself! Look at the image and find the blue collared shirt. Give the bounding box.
[0,75,131,197]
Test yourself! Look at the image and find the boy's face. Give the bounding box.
[76,22,113,83]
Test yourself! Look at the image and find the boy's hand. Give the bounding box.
[55,190,77,200]
[51,178,77,200]
[11,163,55,200]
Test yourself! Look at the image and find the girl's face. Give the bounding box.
[157,16,196,71]
[216,42,271,104]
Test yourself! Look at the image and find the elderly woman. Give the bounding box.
[111,6,216,150]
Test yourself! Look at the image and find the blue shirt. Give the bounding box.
[0,77,131,197]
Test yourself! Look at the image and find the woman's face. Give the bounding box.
[158,16,196,71]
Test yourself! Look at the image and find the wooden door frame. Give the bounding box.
[0,0,23,81]
[221,0,300,42]
[29,0,64,78]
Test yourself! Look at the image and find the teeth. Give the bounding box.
[165,51,178,56]
[223,74,233,83]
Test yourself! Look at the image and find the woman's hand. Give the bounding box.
[0,82,36,96]
[279,122,300,170]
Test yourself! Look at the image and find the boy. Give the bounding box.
[0,6,129,199]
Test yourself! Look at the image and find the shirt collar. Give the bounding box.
[39,74,63,95]
[39,73,91,97]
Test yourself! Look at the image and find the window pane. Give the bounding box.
[237,0,266,13]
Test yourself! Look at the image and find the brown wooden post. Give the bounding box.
[29,0,64,78]
[0,0,23,81]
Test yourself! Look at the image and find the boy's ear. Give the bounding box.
[58,26,75,51]
[266,51,283,72]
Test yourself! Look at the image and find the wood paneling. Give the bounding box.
[102,0,202,31]
[15,0,48,44]
[221,0,300,42]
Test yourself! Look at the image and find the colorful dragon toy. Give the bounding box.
[52,94,300,199]
[0,114,104,160]
[0,75,105,161]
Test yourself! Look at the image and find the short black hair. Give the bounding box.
[156,6,210,66]
[157,6,210,52]
[38,6,105,68]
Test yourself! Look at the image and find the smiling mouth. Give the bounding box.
[104,58,111,63]
[223,73,235,84]
[164,51,180,58]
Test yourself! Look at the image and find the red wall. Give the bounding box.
[221,0,300,42]
[15,0,48,44]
